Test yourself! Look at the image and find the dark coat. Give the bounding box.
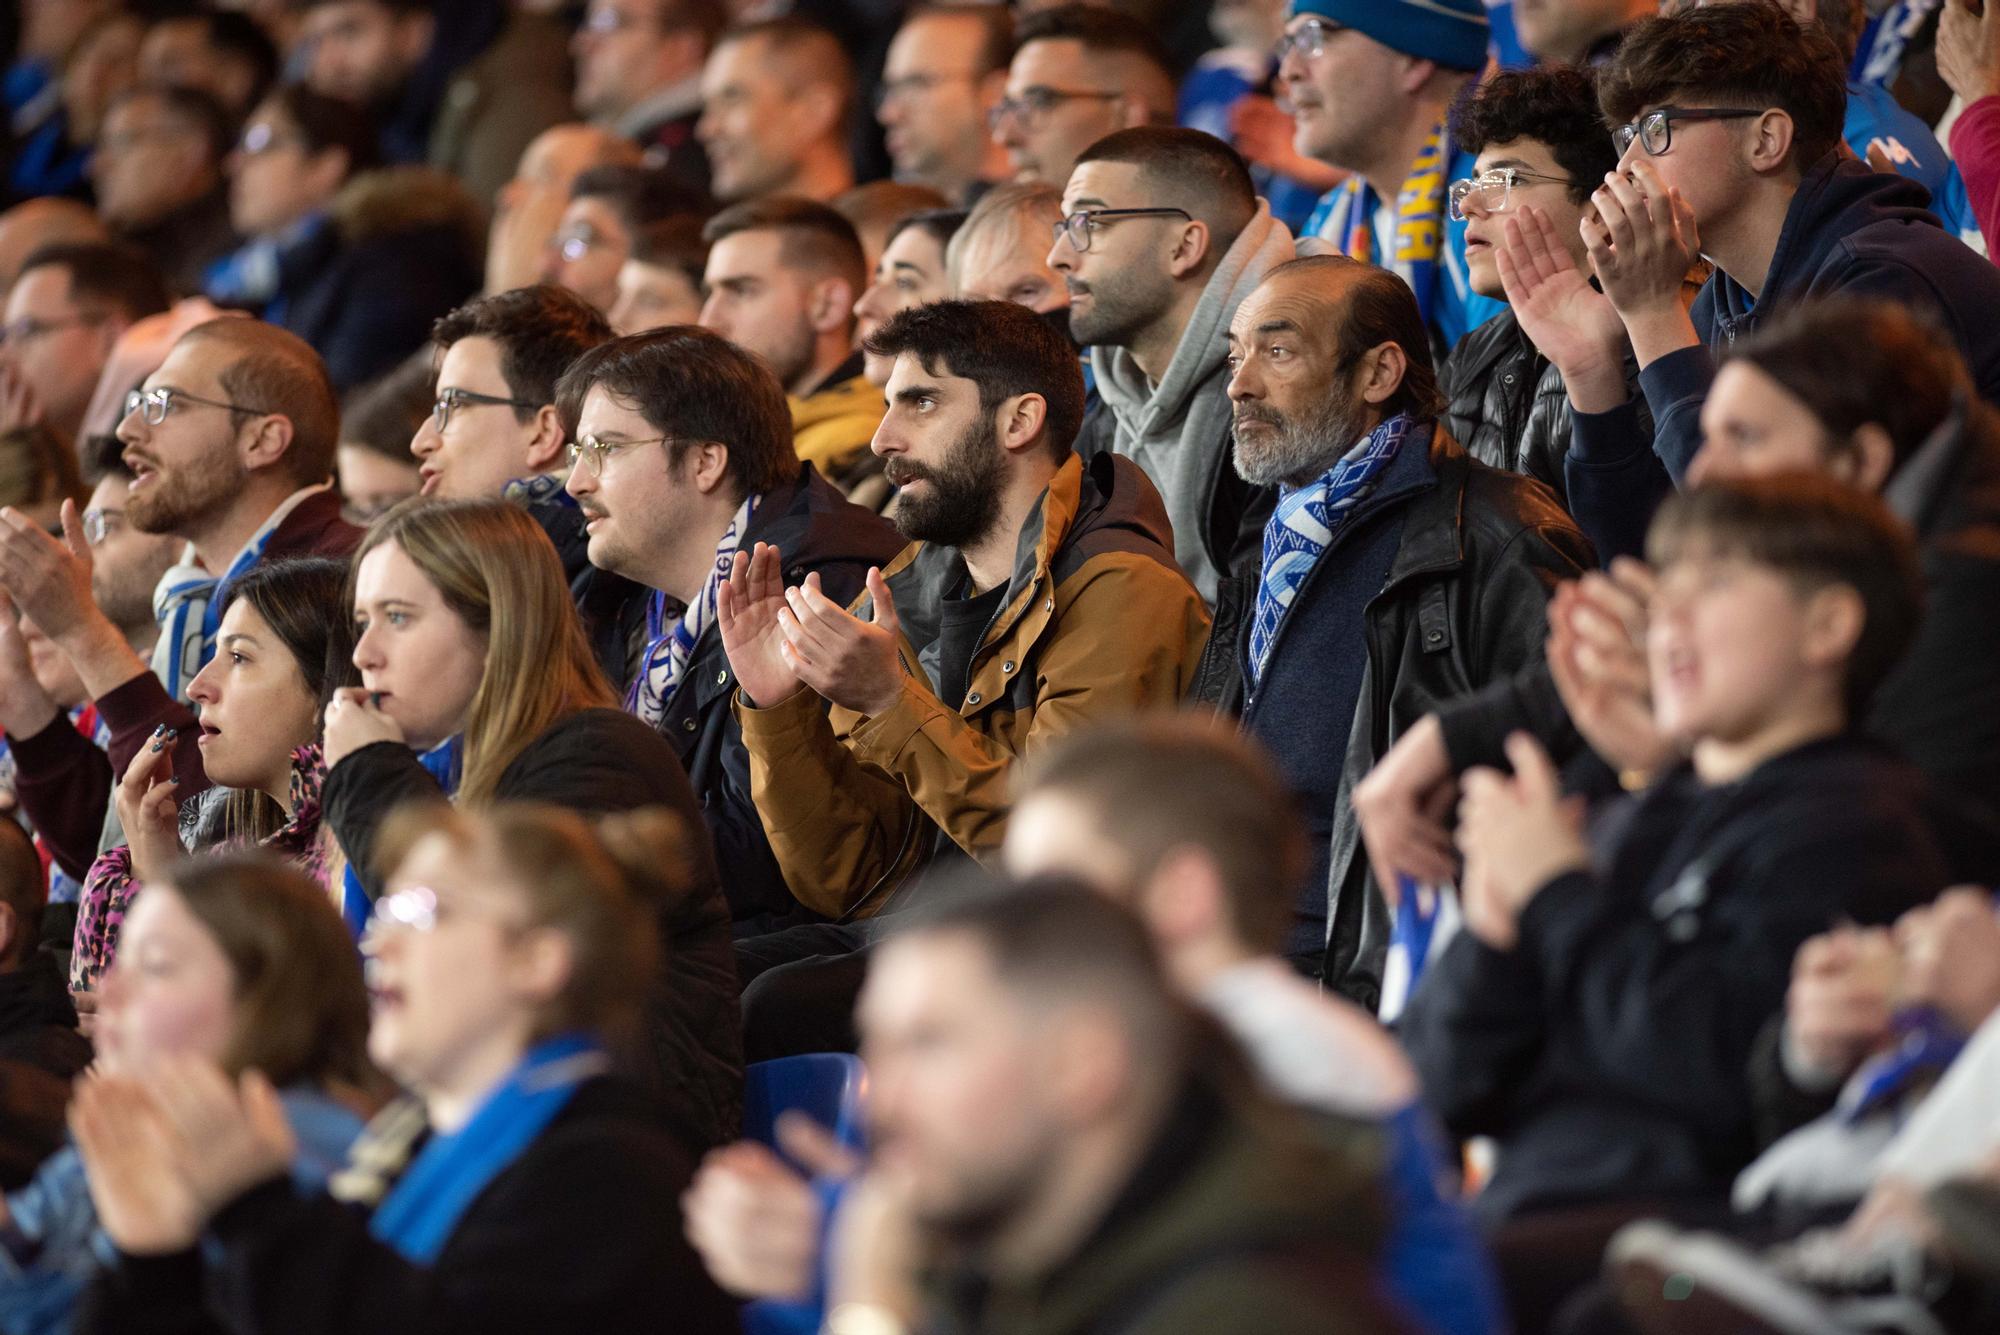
[322,708,742,1153]
[1194,424,1593,1002]
[0,953,89,1188]
[74,1076,740,1335]
[1401,736,1954,1222]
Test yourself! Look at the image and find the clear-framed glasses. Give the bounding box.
[236,122,302,157]
[1051,206,1194,254]
[122,385,270,426]
[987,85,1120,130]
[372,884,442,934]
[876,71,979,108]
[1446,167,1577,221]
[431,386,537,434]
[81,507,124,546]
[568,432,671,476]
[555,223,605,264]
[1614,106,1764,157]
[1274,16,1347,63]
[0,313,101,347]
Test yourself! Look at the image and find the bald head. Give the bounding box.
[0,199,112,299]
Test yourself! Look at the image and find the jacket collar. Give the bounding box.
[1381,422,1469,589]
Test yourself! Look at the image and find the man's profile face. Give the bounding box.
[699,231,821,391]
[874,353,1005,549]
[697,36,817,203]
[301,0,425,105]
[1,266,115,432]
[994,39,1127,186]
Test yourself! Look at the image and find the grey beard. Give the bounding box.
[1232,399,1372,489]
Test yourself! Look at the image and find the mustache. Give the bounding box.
[1232,406,1287,430]
[884,459,935,488]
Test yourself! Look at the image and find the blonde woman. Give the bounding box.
[319,498,741,1152]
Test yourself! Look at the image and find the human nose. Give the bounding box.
[409,414,440,460]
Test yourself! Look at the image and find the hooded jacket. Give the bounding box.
[738,452,1210,919]
[1089,200,1294,605]
[790,352,886,488]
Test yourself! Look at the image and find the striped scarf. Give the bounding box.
[1308,121,1450,327]
[627,493,757,728]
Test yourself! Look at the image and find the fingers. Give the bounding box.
[1519,205,1570,278]
[866,568,900,636]
[776,1110,863,1179]
[1503,731,1563,803]
[121,727,177,794]
[59,498,89,564]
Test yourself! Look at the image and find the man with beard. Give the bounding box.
[556,326,903,931]
[1053,127,1291,607]
[714,299,1209,1058]
[1199,255,1589,1001]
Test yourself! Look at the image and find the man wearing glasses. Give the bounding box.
[993,6,1177,188]
[875,6,1014,205]
[1280,0,1507,360]
[0,243,169,453]
[571,0,722,198]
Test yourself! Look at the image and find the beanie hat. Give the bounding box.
[1290,0,1489,73]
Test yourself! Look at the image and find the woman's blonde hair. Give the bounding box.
[351,499,614,803]
[374,802,704,1042]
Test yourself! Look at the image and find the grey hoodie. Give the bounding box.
[1089,199,1295,603]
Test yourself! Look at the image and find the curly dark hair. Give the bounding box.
[1449,65,1619,207]
[1599,4,1848,172]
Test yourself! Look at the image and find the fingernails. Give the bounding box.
[170,777,181,786]
[151,724,164,738]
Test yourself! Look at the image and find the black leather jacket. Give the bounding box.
[1194,425,1594,1004]
[1441,309,1573,503]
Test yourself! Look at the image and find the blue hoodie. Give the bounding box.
[1568,157,2000,559]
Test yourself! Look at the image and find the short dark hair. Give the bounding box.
[885,207,969,256]
[180,319,341,487]
[1266,255,1445,421]
[339,354,433,462]
[85,432,132,483]
[216,556,360,718]
[719,16,856,106]
[1450,64,1619,207]
[109,83,236,163]
[554,326,796,500]
[910,3,1014,76]
[1726,298,1968,477]
[658,0,730,47]
[17,241,170,322]
[1647,473,1923,717]
[1073,127,1256,257]
[432,287,612,421]
[1014,4,1174,83]
[1599,4,1849,171]
[171,11,282,106]
[0,818,45,964]
[570,163,706,235]
[703,195,867,295]
[262,83,381,176]
[865,300,1086,462]
[628,213,711,289]
[1022,718,1305,955]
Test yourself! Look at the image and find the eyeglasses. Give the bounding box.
[579,4,654,36]
[123,385,271,426]
[1614,106,1765,157]
[81,507,124,546]
[555,224,605,264]
[366,883,528,937]
[1274,16,1347,63]
[1051,207,1193,254]
[568,432,671,476]
[0,313,102,346]
[432,387,537,434]
[988,86,1120,130]
[1447,168,1577,221]
[237,122,303,157]
[876,71,980,108]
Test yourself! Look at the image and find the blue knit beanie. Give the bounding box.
[1290,0,1489,72]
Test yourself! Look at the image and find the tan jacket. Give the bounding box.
[739,452,1211,917]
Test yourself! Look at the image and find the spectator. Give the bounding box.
[557,327,902,929]
[0,816,88,1083]
[608,212,708,335]
[875,5,1013,205]
[0,200,108,303]
[211,86,484,392]
[995,5,1177,188]
[71,809,740,1335]
[699,198,880,488]
[6,10,143,205]
[945,181,1069,311]
[318,499,742,1151]
[297,0,435,122]
[1280,0,1508,357]
[541,163,698,316]
[1198,255,1588,996]
[1441,64,1643,510]
[831,179,950,275]
[335,356,428,523]
[718,300,1208,1056]
[137,10,281,121]
[70,557,358,990]
[1,242,169,453]
[696,18,857,204]
[572,0,726,197]
[1938,0,2000,255]
[484,123,643,295]
[853,208,965,389]
[0,852,372,1335]
[1402,475,1951,1262]
[1512,0,1652,63]
[89,86,239,297]
[1054,126,1290,605]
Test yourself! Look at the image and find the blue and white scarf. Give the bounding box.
[368,1034,609,1265]
[500,473,575,509]
[1308,124,1449,332]
[1248,414,1417,683]
[150,485,330,702]
[627,493,758,728]
[337,735,462,936]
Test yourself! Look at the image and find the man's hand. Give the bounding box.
[114,729,184,885]
[1939,0,2000,107]
[1455,732,1589,950]
[1583,160,1703,367]
[322,688,406,770]
[716,542,805,710]
[1897,887,2000,1035]
[1546,560,1678,779]
[1353,714,1460,892]
[0,501,105,646]
[0,590,59,740]
[0,365,44,435]
[70,1074,206,1254]
[1494,206,1631,412]
[778,568,907,718]
[1785,927,1901,1083]
[682,1113,858,1301]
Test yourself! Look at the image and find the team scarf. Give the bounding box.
[358,1034,610,1265]
[150,485,331,701]
[336,735,462,936]
[1247,413,1418,683]
[1310,121,1450,328]
[627,493,758,728]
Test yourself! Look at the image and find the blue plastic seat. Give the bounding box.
[743,1052,868,1158]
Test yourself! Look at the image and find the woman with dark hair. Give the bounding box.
[70,556,357,990]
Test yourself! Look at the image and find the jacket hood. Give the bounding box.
[749,463,906,575]
[330,165,486,255]
[1090,199,1295,431]
[1711,157,1943,325]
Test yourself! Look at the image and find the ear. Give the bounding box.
[796,79,845,141]
[1355,340,1410,407]
[1114,93,1151,130]
[306,147,352,200]
[1166,219,1214,281]
[1139,847,1230,953]
[977,67,1008,114]
[1046,1007,1135,1121]
[523,405,567,474]
[239,412,299,474]
[996,390,1050,456]
[510,926,577,1011]
[1800,583,1867,677]
[809,276,857,335]
[1396,55,1439,99]
[1746,108,1799,174]
[1842,423,1897,493]
[688,439,732,496]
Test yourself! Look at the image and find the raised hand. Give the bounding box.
[322,687,406,770]
[1582,160,1704,366]
[1938,0,2000,107]
[0,589,59,740]
[0,364,44,436]
[681,1113,858,1301]
[70,1074,206,1254]
[1455,732,1590,949]
[115,727,185,885]
[146,1058,297,1219]
[0,500,101,646]
[1494,206,1631,412]
[716,542,804,709]
[1547,560,1678,779]
[1353,714,1460,893]
[775,567,907,718]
